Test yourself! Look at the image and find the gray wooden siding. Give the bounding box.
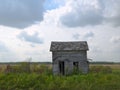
[52,51,88,75]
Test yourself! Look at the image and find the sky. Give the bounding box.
[0,0,120,62]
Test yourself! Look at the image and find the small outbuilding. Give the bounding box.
[50,41,89,75]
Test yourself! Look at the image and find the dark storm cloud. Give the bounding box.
[17,31,44,44]
[0,0,45,28]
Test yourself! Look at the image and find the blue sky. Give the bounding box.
[0,0,120,62]
[44,0,65,10]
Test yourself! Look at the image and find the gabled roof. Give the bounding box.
[50,41,89,51]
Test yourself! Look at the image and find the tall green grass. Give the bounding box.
[0,72,120,90]
[0,65,120,90]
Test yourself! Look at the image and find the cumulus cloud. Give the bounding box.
[108,16,120,27]
[83,31,94,39]
[1,0,119,28]
[103,0,120,27]
[0,41,9,52]
[73,31,94,40]
[0,0,45,28]
[17,31,43,44]
[60,0,104,27]
[43,0,120,28]
[110,36,120,43]
[73,33,80,40]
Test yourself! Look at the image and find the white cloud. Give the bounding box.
[43,0,120,28]
[0,41,9,52]
[0,40,21,62]
[0,0,120,62]
[0,0,45,28]
[110,36,120,43]
[83,31,94,39]
[73,31,94,40]
[73,33,80,40]
[103,0,120,27]
[17,31,44,44]
[60,0,104,27]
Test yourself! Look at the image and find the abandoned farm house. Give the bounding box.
[50,41,89,75]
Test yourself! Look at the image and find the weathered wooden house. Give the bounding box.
[50,41,89,75]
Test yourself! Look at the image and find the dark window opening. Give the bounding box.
[59,61,64,75]
[73,62,79,70]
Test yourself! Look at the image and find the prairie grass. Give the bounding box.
[0,63,120,90]
[0,71,120,90]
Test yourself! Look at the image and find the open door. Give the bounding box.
[73,62,79,71]
[59,61,65,75]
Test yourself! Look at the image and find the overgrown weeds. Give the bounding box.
[0,71,120,90]
[0,64,119,90]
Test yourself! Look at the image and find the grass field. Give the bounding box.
[0,63,120,90]
[90,64,120,70]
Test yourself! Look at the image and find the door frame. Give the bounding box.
[59,61,65,75]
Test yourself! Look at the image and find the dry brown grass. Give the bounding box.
[90,64,120,70]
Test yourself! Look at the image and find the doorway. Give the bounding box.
[59,61,65,75]
[73,62,79,70]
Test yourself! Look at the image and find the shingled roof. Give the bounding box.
[50,41,89,51]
